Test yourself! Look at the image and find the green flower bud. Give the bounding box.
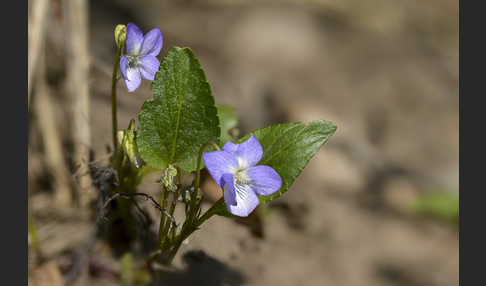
[162,165,178,192]
[118,119,143,168]
[114,24,127,49]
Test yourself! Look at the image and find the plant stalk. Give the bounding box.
[158,185,170,249]
[111,44,123,155]
[161,142,221,264]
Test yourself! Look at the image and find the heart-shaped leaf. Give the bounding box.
[216,104,239,145]
[137,47,220,172]
[211,120,337,217]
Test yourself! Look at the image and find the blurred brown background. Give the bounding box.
[28,0,458,285]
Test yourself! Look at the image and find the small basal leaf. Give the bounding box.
[408,192,459,225]
[120,253,135,286]
[137,47,220,172]
[216,104,239,145]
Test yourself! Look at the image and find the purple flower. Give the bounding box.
[202,135,282,217]
[120,23,163,92]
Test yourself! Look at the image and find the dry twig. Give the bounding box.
[28,0,50,109]
[64,0,93,207]
[102,192,177,226]
[34,45,73,207]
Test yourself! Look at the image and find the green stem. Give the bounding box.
[195,198,225,227]
[164,167,182,245]
[160,189,180,251]
[162,142,221,265]
[28,207,40,252]
[161,198,221,266]
[192,142,221,202]
[111,44,123,155]
[145,249,162,270]
[164,223,194,265]
[164,197,216,265]
[187,141,221,225]
[157,167,183,262]
[158,186,170,249]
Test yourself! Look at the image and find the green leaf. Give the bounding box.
[241,120,337,203]
[120,253,135,286]
[137,47,220,172]
[216,104,239,145]
[212,120,336,217]
[408,192,459,225]
[28,209,39,250]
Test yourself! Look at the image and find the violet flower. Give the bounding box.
[120,23,163,92]
[203,135,282,217]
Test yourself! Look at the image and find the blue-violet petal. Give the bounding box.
[140,28,163,56]
[222,141,238,153]
[247,165,282,196]
[119,56,128,79]
[124,67,141,92]
[202,151,238,187]
[233,135,263,167]
[139,55,160,80]
[223,174,259,217]
[126,23,143,55]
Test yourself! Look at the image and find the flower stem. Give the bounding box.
[164,198,219,265]
[161,142,221,264]
[195,197,225,227]
[191,141,221,214]
[158,185,170,248]
[149,142,221,266]
[159,188,180,251]
[111,44,123,155]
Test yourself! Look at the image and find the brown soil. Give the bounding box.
[29,1,458,285]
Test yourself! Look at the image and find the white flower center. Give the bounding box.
[126,55,141,69]
[232,157,251,186]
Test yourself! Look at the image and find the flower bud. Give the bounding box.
[118,119,143,168]
[162,165,178,192]
[114,24,127,49]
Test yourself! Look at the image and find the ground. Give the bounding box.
[29,0,458,285]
